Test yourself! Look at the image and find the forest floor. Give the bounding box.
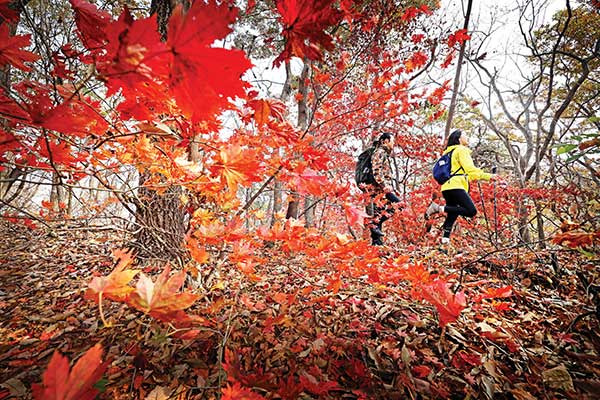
[0,221,599,399]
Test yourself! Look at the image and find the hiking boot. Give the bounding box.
[424,202,443,219]
[438,237,450,255]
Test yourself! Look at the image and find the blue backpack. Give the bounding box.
[432,149,463,184]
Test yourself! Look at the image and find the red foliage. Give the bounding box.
[420,280,467,327]
[0,24,40,71]
[0,0,19,22]
[32,343,108,400]
[447,28,471,48]
[69,0,111,48]
[274,0,343,66]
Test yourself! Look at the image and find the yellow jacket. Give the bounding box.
[441,145,492,192]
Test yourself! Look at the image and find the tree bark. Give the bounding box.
[131,0,188,262]
[272,61,293,225]
[286,59,310,221]
[443,0,474,141]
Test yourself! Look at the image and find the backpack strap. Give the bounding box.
[448,149,466,177]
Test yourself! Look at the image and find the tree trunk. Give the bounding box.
[516,197,531,243]
[443,0,474,141]
[130,0,188,262]
[286,59,310,221]
[272,61,293,226]
[133,174,187,261]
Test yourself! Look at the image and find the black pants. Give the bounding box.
[368,191,401,243]
[442,189,476,238]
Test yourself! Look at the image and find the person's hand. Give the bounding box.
[490,174,502,182]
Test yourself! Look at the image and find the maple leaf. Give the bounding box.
[420,279,466,327]
[167,1,252,122]
[404,51,428,73]
[427,80,451,105]
[344,202,369,226]
[441,50,455,68]
[0,0,19,22]
[0,24,40,71]
[448,29,471,48]
[401,5,432,22]
[412,365,432,378]
[36,137,84,167]
[221,382,266,400]
[248,98,287,125]
[274,0,343,66]
[552,230,600,248]
[0,129,19,157]
[40,98,109,137]
[289,168,329,196]
[0,92,30,122]
[451,350,481,369]
[481,285,513,300]
[86,249,139,302]
[127,266,200,322]
[31,343,109,400]
[210,144,263,191]
[299,373,341,396]
[69,0,111,49]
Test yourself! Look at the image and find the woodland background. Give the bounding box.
[0,0,599,399]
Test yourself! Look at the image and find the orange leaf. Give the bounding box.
[420,279,466,327]
[86,249,139,302]
[32,343,108,400]
[127,266,199,322]
[210,144,263,191]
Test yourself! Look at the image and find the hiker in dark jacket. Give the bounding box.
[367,132,401,246]
[425,130,497,252]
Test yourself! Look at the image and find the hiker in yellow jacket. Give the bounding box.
[425,130,498,250]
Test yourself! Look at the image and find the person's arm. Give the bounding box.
[457,147,492,181]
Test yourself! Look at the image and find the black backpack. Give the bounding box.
[355,147,376,187]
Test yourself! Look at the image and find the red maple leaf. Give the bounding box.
[0,24,40,71]
[404,51,428,73]
[0,129,19,158]
[412,365,432,378]
[451,350,482,369]
[0,0,19,22]
[401,5,432,22]
[553,230,600,248]
[167,1,252,122]
[427,80,451,105]
[31,343,109,400]
[69,0,111,49]
[448,28,471,48]
[420,279,466,327]
[39,98,109,137]
[299,373,341,396]
[441,50,456,68]
[274,0,343,66]
[0,92,30,122]
[222,382,267,400]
